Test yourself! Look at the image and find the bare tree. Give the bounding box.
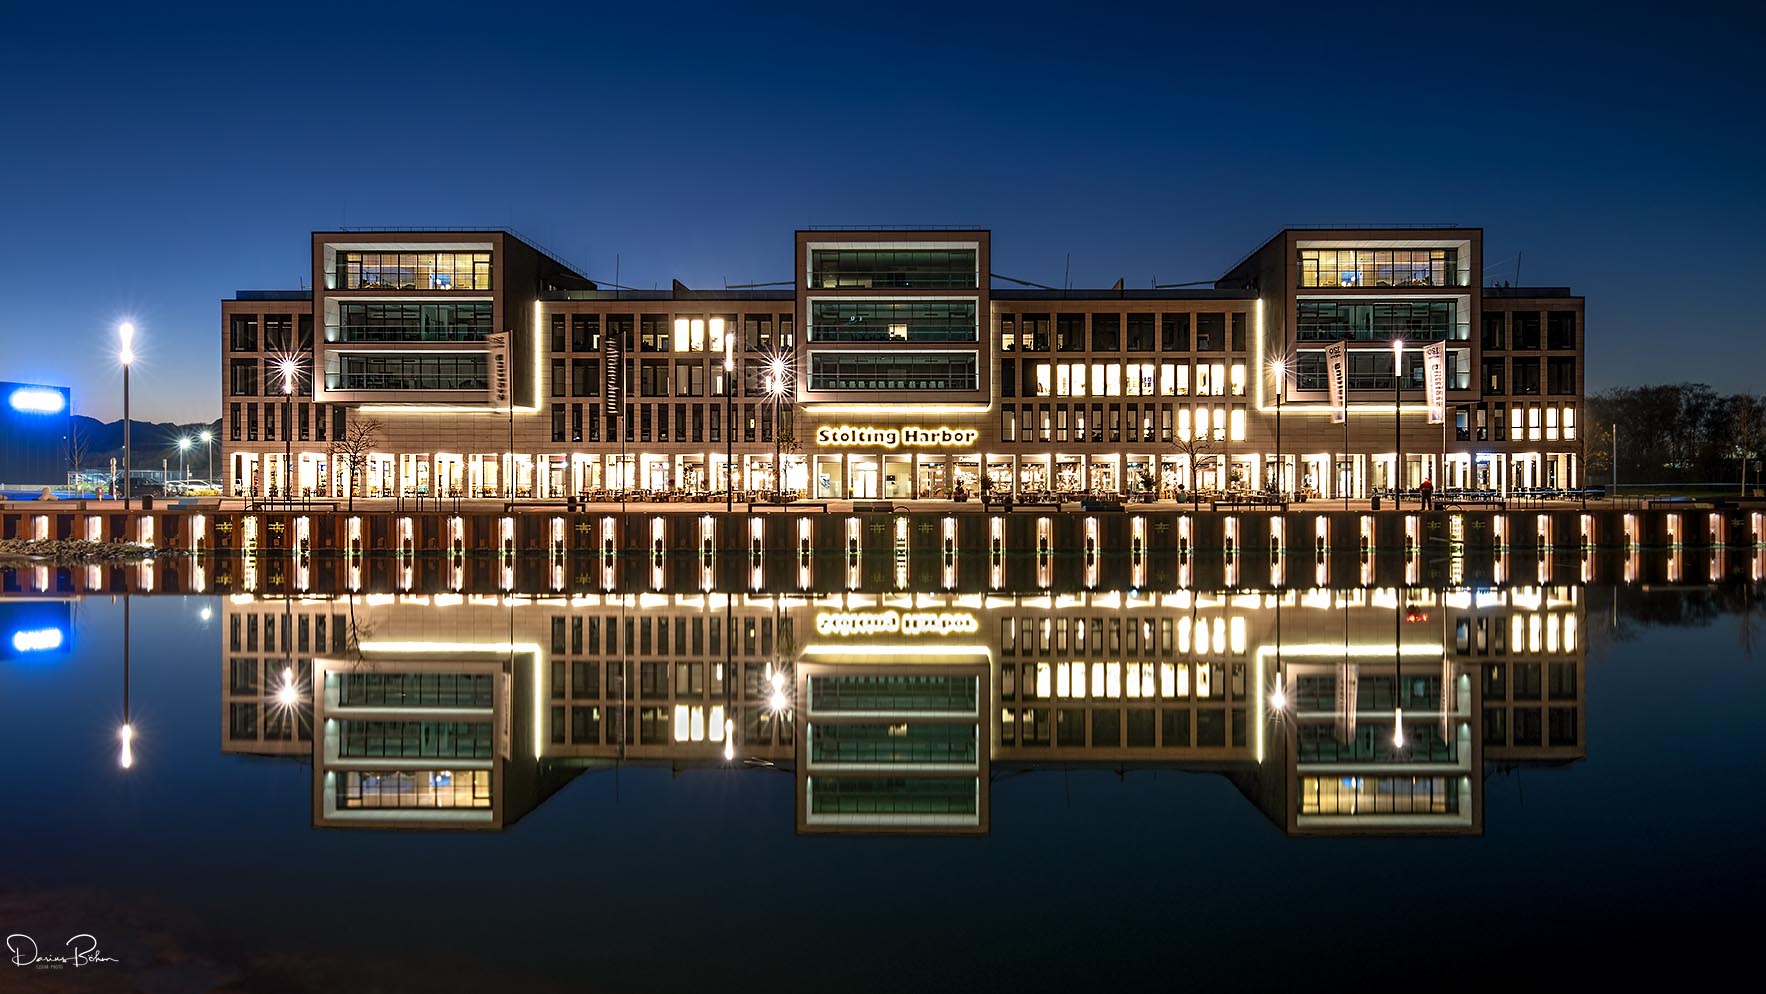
[1168,432,1221,512]
[1733,395,1764,496]
[327,416,384,511]
[65,424,91,492]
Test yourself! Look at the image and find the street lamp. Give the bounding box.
[765,351,792,500]
[199,429,214,487]
[118,321,134,509]
[275,353,302,504]
[724,326,736,513]
[1392,338,1404,510]
[177,435,191,483]
[1268,356,1287,499]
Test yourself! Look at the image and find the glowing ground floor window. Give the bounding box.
[339,769,491,809]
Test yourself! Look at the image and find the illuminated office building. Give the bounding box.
[220,227,1584,499]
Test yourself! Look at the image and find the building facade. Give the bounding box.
[221,227,1585,500]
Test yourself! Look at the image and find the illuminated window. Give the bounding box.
[1528,405,1542,441]
[1056,364,1070,396]
[1036,364,1051,396]
[1563,406,1577,439]
[1230,363,1246,396]
[1511,407,1523,432]
[1213,406,1227,441]
[1105,364,1120,396]
[1210,363,1226,396]
[1229,407,1246,442]
[1196,363,1211,395]
[1069,362,1086,397]
[1545,407,1559,440]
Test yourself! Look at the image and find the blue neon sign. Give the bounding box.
[8,387,67,414]
[11,627,65,652]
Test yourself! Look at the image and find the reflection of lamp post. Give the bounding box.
[118,322,134,509]
[118,595,134,770]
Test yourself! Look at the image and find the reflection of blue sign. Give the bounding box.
[9,387,67,413]
[0,602,73,660]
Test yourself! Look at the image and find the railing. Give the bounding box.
[331,326,493,343]
[808,326,978,343]
[807,273,978,290]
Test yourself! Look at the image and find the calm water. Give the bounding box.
[2,568,1763,991]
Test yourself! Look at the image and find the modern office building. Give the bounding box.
[221,226,1584,500]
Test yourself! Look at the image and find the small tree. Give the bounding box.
[327,416,384,511]
[65,424,91,492]
[1168,432,1221,512]
[1734,395,1764,496]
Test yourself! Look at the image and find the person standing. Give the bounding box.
[1420,477,1434,510]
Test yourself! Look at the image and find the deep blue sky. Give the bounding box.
[2,3,1760,422]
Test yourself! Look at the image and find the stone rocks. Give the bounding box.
[0,538,182,564]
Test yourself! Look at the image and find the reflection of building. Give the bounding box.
[218,584,1586,835]
[220,227,1586,500]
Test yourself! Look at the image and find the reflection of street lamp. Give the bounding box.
[119,594,134,770]
[118,322,134,509]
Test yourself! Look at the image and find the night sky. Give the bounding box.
[2,3,1760,422]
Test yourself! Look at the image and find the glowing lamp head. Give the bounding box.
[1268,680,1287,713]
[118,723,135,769]
[199,430,213,444]
[118,321,136,366]
[178,436,192,452]
[276,356,301,395]
[768,689,789,713]
[275,665,298,707]
[1392,707,1406,748]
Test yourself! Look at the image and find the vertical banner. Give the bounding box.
[1423,341,1447,425]
[1325,342,1347,423]
[485,332,512,408]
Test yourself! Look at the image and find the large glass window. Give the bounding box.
[339,769,491,810]
[338,720,493,759]
[331,353,488,391]
[229,315,257,352]
[334,302,494,342]
[809,248,976,289]
[336,251,492,290]
[1547,311,1576,350]
[1548,357,1576,395]
[1296,300,1460,342]
[807,300,977,342]
[1298,247,1462,288]
[808,351,978,391]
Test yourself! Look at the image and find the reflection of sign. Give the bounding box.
[1325,343,1347,424]
[485,332,512,407]
[1423,342,1446,425]
[815,610,978,637]
[814,426,978,448]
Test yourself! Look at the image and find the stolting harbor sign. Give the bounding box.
[814,426,978,448]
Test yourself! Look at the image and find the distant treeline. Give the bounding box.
[1583,384,1763,488]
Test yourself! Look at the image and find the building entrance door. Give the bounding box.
[851,457,879,499]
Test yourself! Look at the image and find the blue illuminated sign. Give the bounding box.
[11,627,65,652]
[0,602,74,660]
[8,387,67,414]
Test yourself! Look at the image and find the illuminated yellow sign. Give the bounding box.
[815,610,979,637]
[814,426,978,448]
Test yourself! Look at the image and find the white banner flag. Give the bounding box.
[1325,342,1347,424]
[1423,341,1446,425]
[485,332,512,408]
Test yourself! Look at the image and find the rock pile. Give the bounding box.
[0,538,182,563]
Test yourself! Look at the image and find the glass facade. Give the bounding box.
[1296,300,1461,342]
[333,671,494,708]
[808,300,978,342]
[338,720,493,759]
[808,776,977,815]
[810,723,978,764]
[334,302,494,342]
[808,351,978,391]
[335,251,491,290]
[809,674,978,713]
[809,248,976,289]
[339,769,492,809]
[1298,248,1463,288]
[332,353,489,391]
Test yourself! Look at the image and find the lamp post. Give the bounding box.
[177,436,191,483]
[1392,338,1404,510]
[1269,357,1287,498]
[199,429,214,486]
[118,322,134,509]
[277,355,299,506]
[766,352,791,501]
[725,331,735,513]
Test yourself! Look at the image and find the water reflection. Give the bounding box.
[174,580,1593,836]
